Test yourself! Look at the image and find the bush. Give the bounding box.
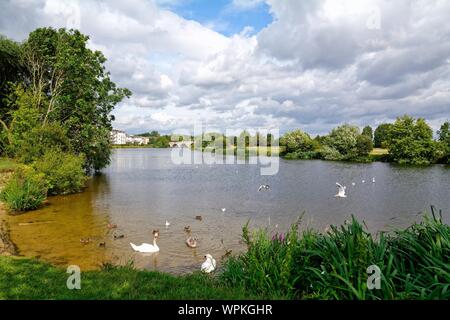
[0,165,47,211]
[33,149,87,195]
[317,145,343,161]
[221,210,450,300]
[284,151,317,160]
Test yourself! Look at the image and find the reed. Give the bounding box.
[220,208,449,300]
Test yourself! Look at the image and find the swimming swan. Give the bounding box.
[201,254,216,273]
[130,230,160,253]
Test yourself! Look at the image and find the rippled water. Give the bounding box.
[5,148,450,273]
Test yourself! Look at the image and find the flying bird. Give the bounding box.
[335,182,347,198]
[258,184,270,192]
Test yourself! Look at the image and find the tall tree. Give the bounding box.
[374,123,393,148]
[362,125,373,140]
[386,115,439,165]
[17,28,131,172]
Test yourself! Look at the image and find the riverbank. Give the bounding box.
[0,212,448,300]
[0,255,264,299]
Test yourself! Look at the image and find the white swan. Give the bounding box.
[335,182,347,198]
[372,177,376,183]
[130,230,160,253]
[201,254,216,273]
[221,208,226,212]
[165,220,170,227]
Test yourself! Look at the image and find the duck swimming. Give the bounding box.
[195,215,202,221]
[107,223,117,229]
[184,226,191,233]
[130,230,160,253]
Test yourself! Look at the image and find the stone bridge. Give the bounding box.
[169,141,193,148]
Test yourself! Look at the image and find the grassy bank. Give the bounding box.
[0,256,264,300]
[221,210,449,300]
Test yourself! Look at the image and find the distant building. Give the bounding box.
[126,135,149,145]
[110,130,127,145]
[111,130,149,145]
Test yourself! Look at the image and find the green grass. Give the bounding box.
[0,158,16,172]
[0,256,263,300]
[221,209,450,300]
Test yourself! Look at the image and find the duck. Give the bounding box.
[107,223,117,229]
[114,234,125,240]
[195,215,202,221]
[186,236,198,248]
[99,242,106,247]
[80,237,91,244]
[222,249,232,258]
[184,226,191,233]
[130,230,160,253]
[201,254,216,273]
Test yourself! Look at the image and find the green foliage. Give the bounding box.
[284,151,317,160]
[437,122,450,163]
[221,211,450,300]
[1,28,131,173]
[280,129,316,154]
[386,115,440,165]
[362,125,373,140]
[374,123,393,148]
[0,165,47,211]
[355,134,373,157]
[325,124,360,155]
[33,149,87,195]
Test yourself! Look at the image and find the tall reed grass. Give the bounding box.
[221,208,449,299]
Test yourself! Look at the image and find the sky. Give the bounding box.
[0,0,449,135]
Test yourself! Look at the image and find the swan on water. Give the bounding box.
[335,182,347,198]
[372,177,376,183]
[221,208,226,212]
[165,220,170,227]
[130,230,160,253]
[201,254,216,273]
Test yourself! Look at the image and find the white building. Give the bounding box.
[126,135,149,145]
[110,130,127,145]
[111,130,150,145]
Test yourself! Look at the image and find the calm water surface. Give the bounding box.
[5,148,450,273]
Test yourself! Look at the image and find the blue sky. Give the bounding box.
[159,0,273,36]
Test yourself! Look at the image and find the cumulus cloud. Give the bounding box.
[0,0,449,135]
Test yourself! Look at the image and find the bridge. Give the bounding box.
[169,141,193,148]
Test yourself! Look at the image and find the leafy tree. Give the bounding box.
[386,115,440,165]
[18,28,131,172]
[437,121,449,163]
[374,123,393,148]
[356,134,373,156]
[280,129,315,153]
[325,124,360,156]
[362,125,373,140]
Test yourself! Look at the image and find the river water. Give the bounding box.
[5,148,450,273]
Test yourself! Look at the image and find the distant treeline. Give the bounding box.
[142,115,449,165]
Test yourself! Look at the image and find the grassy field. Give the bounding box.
[370,148,389,155]
[0,256,264,300]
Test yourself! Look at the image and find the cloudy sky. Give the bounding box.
[1,0,449,135]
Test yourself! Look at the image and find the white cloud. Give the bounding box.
[0,0,449,135]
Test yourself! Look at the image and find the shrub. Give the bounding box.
[33,149,87,195]
[221,210,450,300]
[0,165,47,211]
[317,145,343,161]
